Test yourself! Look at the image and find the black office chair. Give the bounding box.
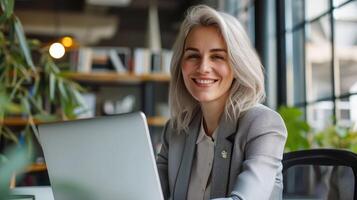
[282,149,357,200]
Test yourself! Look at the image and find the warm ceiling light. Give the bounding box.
[61,36,73,47]
[49,42,65,59]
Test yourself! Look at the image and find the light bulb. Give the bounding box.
[49,42,65,59]
[61,36,73,47]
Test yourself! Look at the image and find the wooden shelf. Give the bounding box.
[62,72,170,84]
[1,116,168,127]
[25,163,47,173]
[0,117,42,126]
[147,116,168,126]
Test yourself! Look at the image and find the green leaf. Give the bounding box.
[3,126,18,143]
[60,95,74,119]
[32,75,40,96]
[58,78,68,100]
[23,127,35,157]
[72,89,86,108]
[278,106,311,152]
[5,102,23,114]
[8,17,16,44]
[49,73,55,101]
[350,144,357,153]
[13,16,35,71]
[28,95,45,114]
[9,76,26,100]
[33,113,59,122]
[27,39,41,49]
[0,0,14,20]
[28,117,40,140]
[0,15,6,24]
[0,145,31,198]
[0,91,9,113]
[0,32,5,45]
[21,97,31,116]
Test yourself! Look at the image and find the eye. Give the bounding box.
[185,54,200,60]
[211,54,225,60]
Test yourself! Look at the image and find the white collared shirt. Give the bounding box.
[187,118,218,200]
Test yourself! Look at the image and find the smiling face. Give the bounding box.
[181,26,234,105]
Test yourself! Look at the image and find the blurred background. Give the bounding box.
[0,0,357,197]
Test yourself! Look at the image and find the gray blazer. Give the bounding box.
[156,104,287,200]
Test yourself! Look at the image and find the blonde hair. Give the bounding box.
[169,5,265,132]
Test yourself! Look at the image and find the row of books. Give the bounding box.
[69,47,173,74]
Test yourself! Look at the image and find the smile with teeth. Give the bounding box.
[193,78,218,85]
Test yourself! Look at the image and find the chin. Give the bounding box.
[192,95,215,103]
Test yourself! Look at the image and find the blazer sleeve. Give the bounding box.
[231,108,287,200]
[156,120,171,199]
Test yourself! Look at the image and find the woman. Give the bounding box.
[157,5,287,200]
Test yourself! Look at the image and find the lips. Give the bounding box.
[192,78,218,86]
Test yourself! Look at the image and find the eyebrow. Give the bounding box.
[184,47,227,53]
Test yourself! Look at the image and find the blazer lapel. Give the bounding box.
[210,115,238,198]
[173,112,201,200]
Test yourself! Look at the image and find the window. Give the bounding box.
[281,0,357,130]
[219,0,255,43]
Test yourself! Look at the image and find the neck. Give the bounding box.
[200,93,229,136]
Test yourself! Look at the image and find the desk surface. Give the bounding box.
[11,187,54,200]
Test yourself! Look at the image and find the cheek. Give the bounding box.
[181,64,191,88]
[222,70,234,89]
[181,60,192,72]
[181,62,194,79]
[219,65,233,81]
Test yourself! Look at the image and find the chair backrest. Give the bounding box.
[282,149,357,200]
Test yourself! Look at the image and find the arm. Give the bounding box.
[231,109,287,200]
[156,120,171,199]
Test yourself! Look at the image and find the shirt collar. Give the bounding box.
[196,117,218,144]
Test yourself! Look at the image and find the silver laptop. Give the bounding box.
[37,112,164,200]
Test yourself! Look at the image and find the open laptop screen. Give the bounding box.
[37,112,164,200]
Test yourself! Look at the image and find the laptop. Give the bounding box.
[37,112,164,200]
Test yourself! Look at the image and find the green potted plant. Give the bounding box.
[0,0,85,192]
[278,106,312,152]
[314,125,357,153]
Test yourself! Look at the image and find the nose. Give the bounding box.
[197,56,211,73]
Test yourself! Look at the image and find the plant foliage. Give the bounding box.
[278,106,311,152]
[0,0,85,146]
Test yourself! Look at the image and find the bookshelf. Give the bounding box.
[4,46,172,187]
[10,163,48,187]
[25,163,47,173]
[61,69,170,121]
[0,116,168,127]
[61,72,170,84]
[0,118,42,126]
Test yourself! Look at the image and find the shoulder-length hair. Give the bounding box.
[169,4,265,132]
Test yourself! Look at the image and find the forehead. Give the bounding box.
[184,25,227,49]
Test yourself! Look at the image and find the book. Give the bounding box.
[109,49,126,73]
[151,52,162,73]
[91,47,130,73]
[74,92,96,118]
[133,48,151,74]
[161,49,173,74]
[77,47,93,72]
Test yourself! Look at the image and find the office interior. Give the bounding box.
[0,0,356,199]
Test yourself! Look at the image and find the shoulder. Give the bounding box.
[240,104,281,122]
[238,104,287,138]
[162,119,174,137]
[162,119,183,141]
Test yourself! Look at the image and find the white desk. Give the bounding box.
[11,186,54,200]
